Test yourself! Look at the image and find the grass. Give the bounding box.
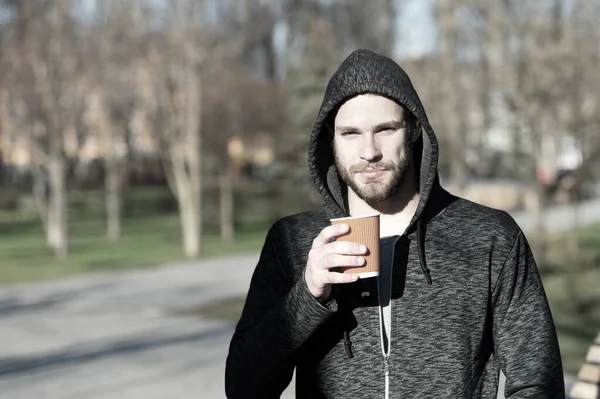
[0,213,268,286]
[188,296,248,322]
[540,224,600,375]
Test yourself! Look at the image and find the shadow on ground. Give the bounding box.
[0,324,230,377]
[0,282,115,317]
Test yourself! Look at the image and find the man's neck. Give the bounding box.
[347,169,420,237]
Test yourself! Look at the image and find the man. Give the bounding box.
[225,49,564,398]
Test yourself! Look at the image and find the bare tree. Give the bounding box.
[3,0,84,256]
[83,0,140,241]
[331,0,396,56]
[203,66,288,240]
[135,1,204,258]
[433,0,472,191]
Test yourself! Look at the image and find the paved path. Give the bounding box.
[512,198,600,234]
[2,198,599,398]
[0,255,289,399]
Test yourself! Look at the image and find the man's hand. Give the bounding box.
[305,223,368,302]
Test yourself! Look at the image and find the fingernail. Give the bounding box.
[359,245,367,252]
[356,257,364,265]
[340,224,349,230]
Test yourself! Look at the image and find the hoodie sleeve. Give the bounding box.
[492,230,565,398]
[225,221,338,399]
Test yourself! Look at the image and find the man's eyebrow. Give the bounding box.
[335,125,359,133]
[334,120,406,134]
[372,120,406,131]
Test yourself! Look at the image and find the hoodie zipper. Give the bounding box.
[383,354,390,399]
[378,269,393,399]
[379,304,391,399]
[378,235,401,399]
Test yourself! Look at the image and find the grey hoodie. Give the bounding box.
[225,49,564,398]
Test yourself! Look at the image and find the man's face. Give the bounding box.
[333,94,416,205]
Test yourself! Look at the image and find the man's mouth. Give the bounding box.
[357,169,385,179]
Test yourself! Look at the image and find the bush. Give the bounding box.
[0,188,20,211]
[122,187,178,217]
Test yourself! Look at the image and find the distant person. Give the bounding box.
[225,49,564,398]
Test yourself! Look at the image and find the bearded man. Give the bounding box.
[226,49,564,399]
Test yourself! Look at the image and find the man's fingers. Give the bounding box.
[322,254,365,269]
[326,271,360,284]
[312,224,349,247]
[321,241,368,256]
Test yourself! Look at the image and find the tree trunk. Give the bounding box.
[220,173,234,242]
[46,151,68,257]
[183,53,202,257]
[105,155,121,241]
[261,20,277,80]
[167,149,201,258]
[179,187,200,258]
[31,163,48,235]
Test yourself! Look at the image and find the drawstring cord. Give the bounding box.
[343,330,353,358]
[416,219,432,285]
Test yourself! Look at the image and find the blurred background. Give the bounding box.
[0,0,599,398]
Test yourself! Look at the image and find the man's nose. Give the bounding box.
[358,135,382,161]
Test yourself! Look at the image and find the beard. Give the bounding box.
[334,139,414,206]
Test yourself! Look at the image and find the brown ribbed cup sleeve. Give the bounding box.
[331,214,380,275]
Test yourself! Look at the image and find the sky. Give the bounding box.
[394,0,437,59]
[77,0,437,60]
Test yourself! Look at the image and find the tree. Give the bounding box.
[83,0,139,241]
[135,1,204,258]
[203,66,288,239]
[283,13,344,207]
[2,0,84,256]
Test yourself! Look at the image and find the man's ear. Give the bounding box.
[326,121,335,145]
[412,121,422,143]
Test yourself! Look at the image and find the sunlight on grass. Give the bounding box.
[541,224,600,375]
[185,296,247,322]
[0,214,268,285]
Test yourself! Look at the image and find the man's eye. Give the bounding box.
[341,132,359,136]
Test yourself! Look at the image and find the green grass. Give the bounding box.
[540,224,600,375]
[0,213,268,286]
[186,296,247,322]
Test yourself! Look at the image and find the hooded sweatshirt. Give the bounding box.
[225,49,564,398]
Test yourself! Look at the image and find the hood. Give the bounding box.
[307,49,448,361]
[308,48,441,233]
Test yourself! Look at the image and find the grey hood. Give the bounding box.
[308,48,445,285]
[308,48,440,228]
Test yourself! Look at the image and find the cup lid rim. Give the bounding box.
[330,213,381,222]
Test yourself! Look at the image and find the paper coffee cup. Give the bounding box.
[330,213,380,278]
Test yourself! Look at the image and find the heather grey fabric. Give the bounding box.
[225,49,564,398]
